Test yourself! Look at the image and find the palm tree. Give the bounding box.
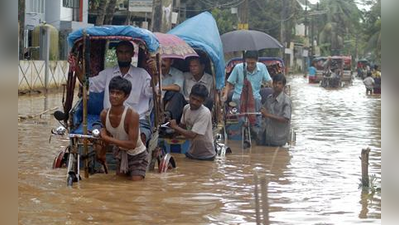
[104,0,118,25]
[95,0,108,25]
[318,0,361,55]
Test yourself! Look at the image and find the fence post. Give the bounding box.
[254,172,261,224]
[361,148,371,187]
[260,177,269,224]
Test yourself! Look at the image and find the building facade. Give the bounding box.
[24,0,93,59]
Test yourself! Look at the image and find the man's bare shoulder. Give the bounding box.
[126,107,139,119]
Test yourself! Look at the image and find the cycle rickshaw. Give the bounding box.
[51,26,167,186]
[159,12,229,156]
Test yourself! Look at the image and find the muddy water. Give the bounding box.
[18,76,381,224]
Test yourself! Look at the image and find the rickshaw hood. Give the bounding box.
[67,25,160,54]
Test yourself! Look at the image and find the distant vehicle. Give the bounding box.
[312,56,353,86]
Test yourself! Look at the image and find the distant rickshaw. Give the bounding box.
[313,56,353,87]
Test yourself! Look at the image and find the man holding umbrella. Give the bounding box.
[222,50,272,132]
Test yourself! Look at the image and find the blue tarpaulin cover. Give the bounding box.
[67,25,160,53]
[168,12,225,90]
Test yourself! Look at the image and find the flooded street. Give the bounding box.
[18,75,381,224]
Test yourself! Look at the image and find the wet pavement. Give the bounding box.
[18,75,381,224]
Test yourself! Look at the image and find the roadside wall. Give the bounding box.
[18,60,69,91]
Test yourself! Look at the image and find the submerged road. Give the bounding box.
[18,75,380,224]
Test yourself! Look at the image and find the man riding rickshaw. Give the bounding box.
[51,25,167,185]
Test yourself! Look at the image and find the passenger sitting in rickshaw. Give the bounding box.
[322,57,341,88]
[159,58,186,123]
[183,57,214,111]
[222,50,273,132]
[75,40,157,145]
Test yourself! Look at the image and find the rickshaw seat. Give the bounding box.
[70,91,104,134]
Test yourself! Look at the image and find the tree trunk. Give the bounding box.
[18,0,25,59]
[151,0,173,32]
[104,0,117,25]
[95,0,108,25]
[124,11,132,25]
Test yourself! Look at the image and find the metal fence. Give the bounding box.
[18,60,69,92]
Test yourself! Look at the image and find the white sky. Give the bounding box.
[307,0,371,11]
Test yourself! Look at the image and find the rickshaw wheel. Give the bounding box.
[67,175,74,186]
[158,153,176,173]
[67,172,79,186]
[243,140,251,149]
[52,147,69,169]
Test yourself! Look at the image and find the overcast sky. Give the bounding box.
[306,0,372,11]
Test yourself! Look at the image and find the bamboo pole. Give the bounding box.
[254,172,261,224]
[18,106,58,120]
[82,31,89,179]
[260,176,269,225]
[361,148,371,187]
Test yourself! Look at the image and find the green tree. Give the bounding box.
[317,0,361,56]
[211,8,236,35]
[362,0,381,63]
[104,0,118,24]
[95,0,108,25]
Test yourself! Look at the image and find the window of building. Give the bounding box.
[27,0,45,13]
[63,0,80,9]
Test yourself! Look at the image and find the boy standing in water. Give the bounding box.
[169,83,216,160]
[259,74,292,146]
[363,72,375,95]
[97,76,148,181]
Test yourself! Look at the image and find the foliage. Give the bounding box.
[361,0,381,63]
[184,0,303,47]
[317,0,361,56]
[211,8,236,35]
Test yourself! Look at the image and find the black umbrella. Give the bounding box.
[221,30,283,53]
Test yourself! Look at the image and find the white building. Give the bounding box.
[24,0,93,58]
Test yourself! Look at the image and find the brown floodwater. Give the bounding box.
[18,75,381,224]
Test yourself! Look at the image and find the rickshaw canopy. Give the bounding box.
[168,12,226,90]
[67,25,160,54]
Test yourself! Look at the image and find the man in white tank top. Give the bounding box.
[96,76,148,181]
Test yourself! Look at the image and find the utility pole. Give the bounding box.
[237,0,248,30]
[280,0,287,59]
[304,0,308,38]
[280,0,287,47]
[151,0,173,32]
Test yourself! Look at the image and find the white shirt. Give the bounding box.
[89,65,156,120]
[363,76,375,89]
[183,72,213,99]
